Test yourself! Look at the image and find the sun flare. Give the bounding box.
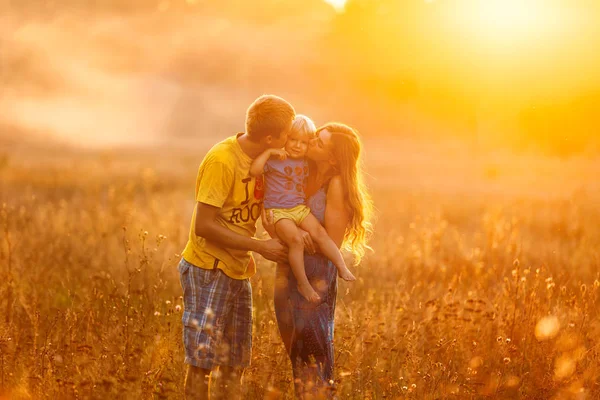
[323,0,347,12]
[457,0,560,44]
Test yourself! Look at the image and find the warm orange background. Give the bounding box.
[2,0,599,154]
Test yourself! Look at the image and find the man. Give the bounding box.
[179,95,295,399]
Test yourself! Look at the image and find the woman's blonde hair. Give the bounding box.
[291,114,317,138]
[317,122,373,264]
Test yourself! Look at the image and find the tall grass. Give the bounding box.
[0,147,599,399]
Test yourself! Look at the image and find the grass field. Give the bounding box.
[1,138,599,399]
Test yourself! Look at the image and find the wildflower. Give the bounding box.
[580,284,587,295]
[469,356,483,369]
[175,305,182,312]
[535,315,560,341]
[554,355,575,380]
[505,338,511,344]
[166,300,171,305]
[154,311,161,316]
[505,376,520,388]
[503,357,511,364]
[497,336,503,343]
[513,259,520,267]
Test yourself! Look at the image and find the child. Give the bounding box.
[250,115,355,303]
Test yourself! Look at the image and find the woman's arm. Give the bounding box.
[324,175,350,248]
[250,148,287,177]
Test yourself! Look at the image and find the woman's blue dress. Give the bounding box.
[274,185,338,397]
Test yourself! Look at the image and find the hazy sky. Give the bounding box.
[2,0,599,149]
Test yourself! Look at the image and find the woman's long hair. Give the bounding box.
[317,122,373,264]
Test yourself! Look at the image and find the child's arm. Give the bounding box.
[250,148,288,177]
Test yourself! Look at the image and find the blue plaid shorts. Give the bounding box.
[178,258,253,369]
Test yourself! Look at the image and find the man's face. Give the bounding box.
[268,121,292,149]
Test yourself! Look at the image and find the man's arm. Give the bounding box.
[249,148,287,177]
[195,202,288,263]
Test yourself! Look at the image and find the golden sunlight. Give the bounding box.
[458,0,560,44]
[323,0,347,13]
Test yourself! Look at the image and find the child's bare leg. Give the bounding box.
[275,218,321,302]
[300,213,356,281]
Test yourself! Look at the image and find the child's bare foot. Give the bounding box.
[298,283,321,303]
[338,266,356,281]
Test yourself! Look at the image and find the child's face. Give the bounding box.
[284,131,311,159]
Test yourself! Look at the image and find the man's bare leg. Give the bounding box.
[215,366,244,400]
[185,365,211,400]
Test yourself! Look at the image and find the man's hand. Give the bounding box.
[269,149,288,160]
[256,238,288,264]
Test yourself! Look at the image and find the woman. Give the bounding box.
[265,122,373,398]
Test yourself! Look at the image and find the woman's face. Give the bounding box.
[307,129,335,162]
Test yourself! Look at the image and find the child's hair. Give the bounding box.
[246,95,296,142]
[291,114,317,138]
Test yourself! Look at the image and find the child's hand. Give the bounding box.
[270,149,288,160]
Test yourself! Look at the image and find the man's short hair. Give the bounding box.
[246,95,296,141]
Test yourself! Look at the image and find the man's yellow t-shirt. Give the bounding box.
[181,134,264,279]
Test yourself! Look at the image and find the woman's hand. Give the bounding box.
[298,229,316,255]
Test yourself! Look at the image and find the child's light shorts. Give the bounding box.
[269,205,311,225]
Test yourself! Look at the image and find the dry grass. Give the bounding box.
[0,141,599,399]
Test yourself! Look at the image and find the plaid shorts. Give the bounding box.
[178,258,253,369]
